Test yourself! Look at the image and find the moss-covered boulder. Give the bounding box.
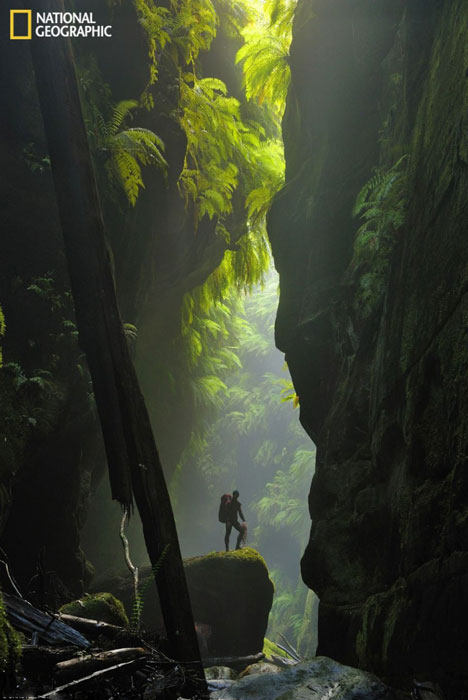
[91,548,274,657]
[59,592,128,627]
[0,591,21,677]
[184,548,274,657]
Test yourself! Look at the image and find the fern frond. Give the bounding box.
[108,100,138,136]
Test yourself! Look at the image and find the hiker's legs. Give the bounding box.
[233,521,243,549]
[225,523,231,550]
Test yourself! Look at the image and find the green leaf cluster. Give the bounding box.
[236,0,296,117]
[132,0,289,276]
[352,155,408,317]
[94,100,167,206]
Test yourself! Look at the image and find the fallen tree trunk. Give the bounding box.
[37,657,146,698]
[54,647,147,682]
[29,0,206,695]
[2,594,89,648]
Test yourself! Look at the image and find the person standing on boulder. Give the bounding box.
[222,490,247,551]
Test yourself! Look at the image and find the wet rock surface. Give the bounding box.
[209,656,396,699]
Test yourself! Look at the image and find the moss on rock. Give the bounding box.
[59,592,128,627]
[0,591,21,676]
[263,638,288,661]
[185,547,274,657]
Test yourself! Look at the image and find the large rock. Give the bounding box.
[185,549,274,657]
[268,0,468,695]
[59,592,129,627]
[212,657,396,699]
[92,548,274,657]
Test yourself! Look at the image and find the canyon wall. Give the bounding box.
[269,0,468,694]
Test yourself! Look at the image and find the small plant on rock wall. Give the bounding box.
[352,154,408,318]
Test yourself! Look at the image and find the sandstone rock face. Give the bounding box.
[214,657,395,700]
[269,0,468,694]
[94,548,274,657]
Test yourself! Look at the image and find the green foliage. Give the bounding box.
[170,0,218,64]
[245,140,285,228]
[352,155,408,317]
[133,0,217,104]
[133,0,171,94]
[263,637,288,660]
[0,272,94,486]
[60,593,129,627]
[1,363,64,435]
[214,0,252,37]
[123,323,138,344]
[94,100,167,206]
[179,76,244,223]
[22,142,51,174]
[132,0,285,287]
[267,571,307,641]
[0,591,21,675]
[253,447,315,540]
[79,56,167,205]
[131,544,170,631]
[236,0,296,116]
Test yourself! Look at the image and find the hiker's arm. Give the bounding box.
[239,506,245,522]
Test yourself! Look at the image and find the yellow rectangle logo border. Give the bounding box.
[10,9,32,40]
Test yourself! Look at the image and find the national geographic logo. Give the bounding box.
[10,10,32,40]
[10,10,112,39]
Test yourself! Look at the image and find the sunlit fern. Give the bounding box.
[236,0,296,116]
[97,100,167,206]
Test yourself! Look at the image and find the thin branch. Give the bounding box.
[119,507,140,629]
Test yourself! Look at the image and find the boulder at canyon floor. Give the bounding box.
[91,548,274,658]
[212,656,396,700]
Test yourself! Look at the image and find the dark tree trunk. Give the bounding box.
[28,1,206,694]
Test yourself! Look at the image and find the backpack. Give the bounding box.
[218,494,232,523]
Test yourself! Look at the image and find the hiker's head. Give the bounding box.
[233,490,239,500]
